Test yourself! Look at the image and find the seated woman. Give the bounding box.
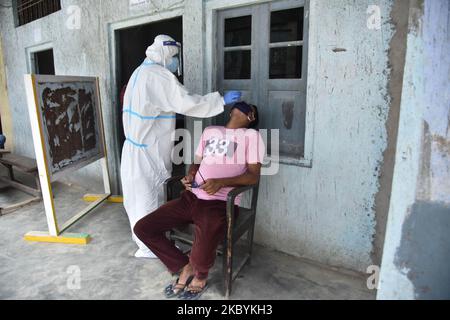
[134,101,265,300]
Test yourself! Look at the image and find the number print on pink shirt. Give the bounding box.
[204,137,237,158]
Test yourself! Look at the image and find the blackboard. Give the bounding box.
[33,75,106,180]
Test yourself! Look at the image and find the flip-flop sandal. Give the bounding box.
[178,283,209,300]
[164,276,194,298]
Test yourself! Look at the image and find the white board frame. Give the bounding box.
[24,74,111,237]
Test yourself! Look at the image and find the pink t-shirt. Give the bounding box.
[191,126,266,204]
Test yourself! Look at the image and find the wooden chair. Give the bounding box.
[164,175,260,298]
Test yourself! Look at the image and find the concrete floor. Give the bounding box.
[0,176,375,300]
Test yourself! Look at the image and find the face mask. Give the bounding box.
[166,56,179,74]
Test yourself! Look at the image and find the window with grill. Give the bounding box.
[14,0,61,27]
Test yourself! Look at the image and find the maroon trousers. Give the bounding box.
[134,191,234,279]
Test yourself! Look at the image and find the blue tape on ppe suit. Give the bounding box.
[125,138,148,148]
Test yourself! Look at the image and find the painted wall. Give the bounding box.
[0,0,400,272]
[378,0,450,299]
[254,0,395,272]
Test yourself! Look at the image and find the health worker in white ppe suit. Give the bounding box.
[121,35,242,258]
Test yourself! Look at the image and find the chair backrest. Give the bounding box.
[250,183,260,213]
[164,176,184,202]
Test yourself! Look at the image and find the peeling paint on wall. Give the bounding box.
[378,0,450,300]
[394,201,450,299]
[408,0,424,35]
[372,0,412,267]
[417,121,432,200]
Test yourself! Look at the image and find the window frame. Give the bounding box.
[216,6,256,117]
[209,0,312,167]
[269,6,305,80]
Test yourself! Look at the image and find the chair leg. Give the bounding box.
[7,165,14,181]
[247,220,256,265]
[223,241,233,298]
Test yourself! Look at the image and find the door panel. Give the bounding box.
[216,0,308,160]
[266,91,306,157]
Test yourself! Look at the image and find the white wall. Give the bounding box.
[253,0,395,272]
[378,0,450,299]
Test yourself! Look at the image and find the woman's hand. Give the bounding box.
[181,175,194,191]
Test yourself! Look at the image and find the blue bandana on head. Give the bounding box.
[231,101,252,115]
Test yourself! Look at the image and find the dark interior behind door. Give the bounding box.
[116,17,185,178]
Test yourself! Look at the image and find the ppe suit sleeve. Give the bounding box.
[151,71,224,118]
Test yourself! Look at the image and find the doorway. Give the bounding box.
[31,48,55,75]
[115,16,185,177]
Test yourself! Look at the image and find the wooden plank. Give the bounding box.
[59,194,109,233]
[24,231,91,245]
[25,74,59,236]
[0,153,37,173]
[0,176,41,197]
[0,197,41,215]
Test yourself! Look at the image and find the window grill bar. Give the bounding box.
[18,0,44,12]
[15,0,61,26]
[17,0,36,10]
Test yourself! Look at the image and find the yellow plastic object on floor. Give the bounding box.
[83,194,123,203]
[24,231,91,245]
